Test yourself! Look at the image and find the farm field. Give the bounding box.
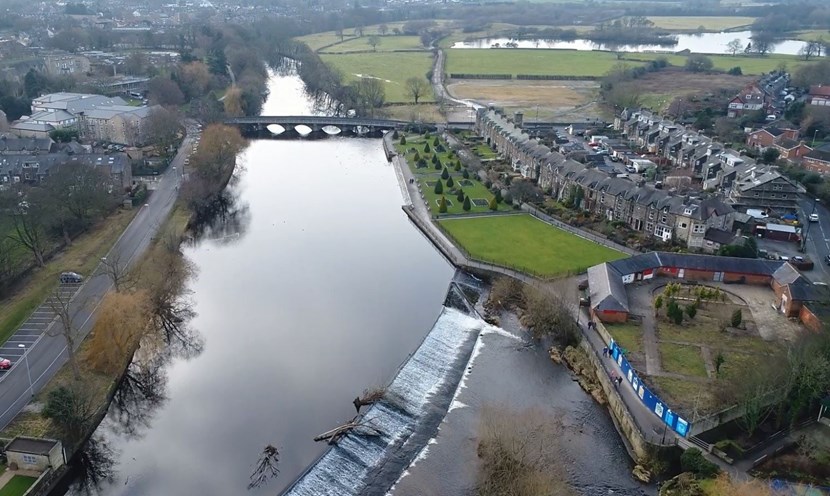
[439,214,626,277]
[445,48,807,79]
[445,48,633,77]
[616,68,752,114]
[645,16,756,31]
[322,36,426,53]
[319,52,434,103]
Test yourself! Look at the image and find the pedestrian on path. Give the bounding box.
[602,346,608,357]
[617,376,623,387]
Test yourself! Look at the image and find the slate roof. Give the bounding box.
[588,263,629,313]
[0,135,54,153]
[607,252,784,276]
[805,148,830,163]
[704,228,736,245]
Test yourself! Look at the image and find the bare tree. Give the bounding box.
[100,251,136,292]
[367,35,380,52]
[144,107,182,154]
[405,76,429,104]
[476,405,574,496]
[47,286,81,380]
[248,445,280,490]
[726,38,743,56]
[378,24,389,36]
[2,188,53,267]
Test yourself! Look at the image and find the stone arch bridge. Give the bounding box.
[223,116,437,139]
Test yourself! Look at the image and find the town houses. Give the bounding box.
[474,105,814,253]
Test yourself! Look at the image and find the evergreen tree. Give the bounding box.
[454,161,461,172]
[434,180,443,194]
[494,189,503,203]
[441,167,449,180]
[447,176,454,188]
[462,168,470,179]
[489,197,498,211]
[456,188,465,202]
[432,154,439,164]
[392,130,399,139]
[424,142,431,154]
[433,136,439,147]
[413,151,420,162]
[400,135,406,145]
[434,159,442,170]
[438,196,447,214]
[463,195,472,211]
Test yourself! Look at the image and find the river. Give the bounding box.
[59,70,649,496]
[453,30,808,55]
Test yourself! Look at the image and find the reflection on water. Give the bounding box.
[59,70,454,495]
[453,30,809,55]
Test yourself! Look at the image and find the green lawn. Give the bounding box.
[445,48,806,78]
[439,214,626,277]
[319,52,434,103]
[606,323,643,356]
[295,22,413,51]
[649,376,717,416]
[659,342,708,378]
[446,48,635,77]
[322,36,427,53]
[793,29,830,42]
[645,16,756,31]
[0,475,37,496]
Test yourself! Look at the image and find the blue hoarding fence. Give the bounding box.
[610,339,692,438]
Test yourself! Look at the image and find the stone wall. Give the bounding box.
[579,339,650,460]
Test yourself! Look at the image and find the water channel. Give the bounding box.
[60,69,649,495]
[453,30,809,55]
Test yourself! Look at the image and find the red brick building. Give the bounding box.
[588,252,816,323]
[803,147,830,175]
[746,126,799,149]
[809,85,830,107]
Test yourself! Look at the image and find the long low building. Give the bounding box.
[588,252,817,324]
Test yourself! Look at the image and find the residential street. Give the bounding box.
[0,124,199,429]
[798,196,830,282]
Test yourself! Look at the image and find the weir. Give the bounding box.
[281,282,485,496]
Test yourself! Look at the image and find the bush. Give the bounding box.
[731,309,742,328]
[432,154,439,164]
[441,167,449,180]
[680,448,720,478]
[392,130,399,139]
[686,304,697,319]
[434,159,442,170]
[727,66,743,75]
[434,180,443,194]
[463,168,470,179]
[494,188,502,203]
[457,188,465,202]
[400,135,406,145]
[413,151,420,162]
[447,176,454,188]
[489,197,498,211]
[438,196,447,213]
[424,142,431,153]
[417,158,427,168]
[433,136,439,147]
[454,161,462,172]
[463,195,472,211]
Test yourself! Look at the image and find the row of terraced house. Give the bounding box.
[474,108,805,252]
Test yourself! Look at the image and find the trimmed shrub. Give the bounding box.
[400,135,406,145]
[456,188,465,202]
[446,176,454,187]
[462,168,470,179]
[392,130,399,139]
[413,151,420,162]
[441,167,449,180]
[463,195,472,211]
[424,142,431,153]
[494,189,502,203]
[686,304,697,319]
[489,197,498,211]
[434,180,443,194]
[438,196,447,213]
[454,161,461,171]
[433,136,439,146]
[434,159,442,170]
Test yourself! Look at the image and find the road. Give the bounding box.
[0,123,200,429]
[798,196,830,282]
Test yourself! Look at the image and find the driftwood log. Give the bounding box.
[314,416,383,445]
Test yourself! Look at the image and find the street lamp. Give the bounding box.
[813,129,820,147]
[18,344,33,397]
[801,198,820,253]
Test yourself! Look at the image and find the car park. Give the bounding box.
[59,271,83,283]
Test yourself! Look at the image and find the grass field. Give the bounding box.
[319,52,433,103]
[446,48,632,77]
[322,36,426,53]
[606,323,643,356]
[0,476,37,496]
[659,342,708,378]
[0,209,138,347]
[439,214,626,277]
[646,16,756,31]
[446,48,806,78]
[793,29,830,42]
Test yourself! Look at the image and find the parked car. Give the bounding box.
[59,272,83,283]
[0,358,11,370]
